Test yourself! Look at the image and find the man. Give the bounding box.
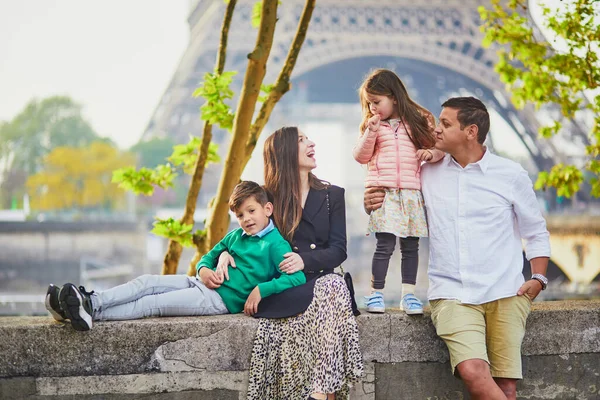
[364,97,550,400]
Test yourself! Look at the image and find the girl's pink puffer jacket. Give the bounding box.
[352,121,443,190]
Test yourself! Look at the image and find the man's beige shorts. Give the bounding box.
[430,295,532,379]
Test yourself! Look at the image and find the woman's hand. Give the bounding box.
[279,252,305,274]
[216,251,236,281]
[364,187,385,214]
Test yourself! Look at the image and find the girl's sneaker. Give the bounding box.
[365,291,385,313]
[400,293,423,315]
[45,284,67,322]
[59,283,95,331]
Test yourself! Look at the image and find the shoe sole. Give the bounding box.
[400,306,424,315]
[366,306,385,313]
[59,284,93,331]
[45,285,66,322]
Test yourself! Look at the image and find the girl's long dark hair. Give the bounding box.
[359,68,435,149]
[263,126,327,242]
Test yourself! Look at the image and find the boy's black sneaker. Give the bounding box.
[59,283,95,331]
[45,284,67,322]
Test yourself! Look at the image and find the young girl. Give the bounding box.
[353,68,444,315]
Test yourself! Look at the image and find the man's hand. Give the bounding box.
[368,114,381,131]
[244,286,262,316]
[517,279,543,301]
[198,267,224,289]
[215,251,236,281]
[279,252,304,274]
[364,187,386,215]
[416,149,433,162]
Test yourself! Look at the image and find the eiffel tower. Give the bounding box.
[143,0,588,192]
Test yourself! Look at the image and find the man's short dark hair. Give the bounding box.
[229,181,269,212]
[442,97,490,144]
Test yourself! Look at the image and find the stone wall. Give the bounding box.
[0,300,599,399]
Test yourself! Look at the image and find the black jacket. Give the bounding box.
[255,185,348,318]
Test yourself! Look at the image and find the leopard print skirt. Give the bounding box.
[247,274,363,400]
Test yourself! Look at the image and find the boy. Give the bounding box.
[46,181,306,331]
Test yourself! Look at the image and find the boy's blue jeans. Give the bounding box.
[91,274,228,321]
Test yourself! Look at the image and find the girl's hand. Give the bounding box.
[244,286,262,316]
[279,252,304,274]
[416,149,433,162]
[216,251,236,281]
[368,114,381,131]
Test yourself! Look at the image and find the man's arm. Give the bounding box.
[512,169,551,299]
[364,187,386,214]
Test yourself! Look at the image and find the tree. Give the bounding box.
[27,141,135,212]
[479,0,600,198]
[130,137,177,168]
[113,0,316,275]
[0,96,104,208]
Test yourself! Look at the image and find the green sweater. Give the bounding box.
[196,227,306,313]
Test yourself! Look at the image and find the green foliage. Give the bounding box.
[193,71,237,130]
[258,83,274,103]
[251,1,262,28]
[151,218,194,247]
[115,69,231,199]
[534,164,585,198]
[479,0,600,197]
[168,136,221,174]
[589,159,600,197]
[130,137,177,168]
[27,141,135,211]
[113,136,220,196]
[112,164,177,195]
[251,1,282,29]
[0,96,106,207]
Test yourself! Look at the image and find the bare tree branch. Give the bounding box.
[162,0,238,275]
[244,0,317,158]
[204,0,280,250]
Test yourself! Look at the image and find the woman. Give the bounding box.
[218,127,363,399]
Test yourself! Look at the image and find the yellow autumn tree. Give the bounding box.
[27,141,136,211]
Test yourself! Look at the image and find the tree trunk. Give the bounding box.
[161,0,237,275]
[204,0,279,249]
[244,0,316,161]
[187,231,208,276]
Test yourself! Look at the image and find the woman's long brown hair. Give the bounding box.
[263,126,327,242]
[358,68,435,149]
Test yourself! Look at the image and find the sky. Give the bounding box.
[0,0,189,149]
[0,0,576,156]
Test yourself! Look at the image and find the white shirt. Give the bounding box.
[421,150,551,304]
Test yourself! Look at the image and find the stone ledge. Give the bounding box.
[1,300,598,380]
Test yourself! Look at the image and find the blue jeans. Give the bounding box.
[91,274,228,321]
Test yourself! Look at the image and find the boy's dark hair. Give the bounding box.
[442,97,490,144]
[229,181,269,212]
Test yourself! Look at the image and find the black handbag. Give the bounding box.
[326,188,361,317]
